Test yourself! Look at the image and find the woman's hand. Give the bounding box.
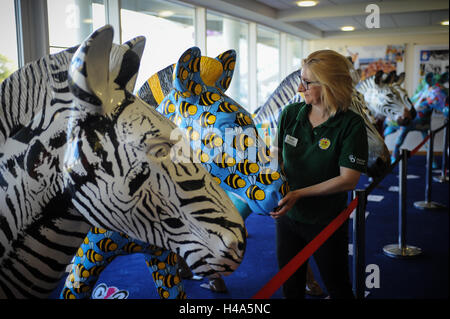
[269,167,361,219]
[270,189,302,219]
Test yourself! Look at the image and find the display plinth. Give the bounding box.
[383,244,422,258]
[413,200,447,210]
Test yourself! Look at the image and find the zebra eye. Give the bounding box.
[147,141,172,159]
[163,218,184,229]
[386,93,394,99]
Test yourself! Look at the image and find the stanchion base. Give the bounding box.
[413,201,447,210]
[433,175,449,183]
[383,244,422,258]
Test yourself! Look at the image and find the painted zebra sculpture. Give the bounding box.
[64,47,289,297]
[252,68,391,178]
[62,227,190,299]
[355,70,416,128]
[0,25,246,298]
[384,72,449,162]
[153,47,287,214]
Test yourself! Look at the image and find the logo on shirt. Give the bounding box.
[318,138,331,150]
[349,154,366,165]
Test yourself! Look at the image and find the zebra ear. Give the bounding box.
[174,47,202,94]
[396,72,405,86]
[215,49,236,92]
[383,71,396,85]
[374,70,384,85]
[69,25,114,107]
[122,36,146,92]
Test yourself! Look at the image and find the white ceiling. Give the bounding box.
[254,0,449,36]
[181,0,448,39]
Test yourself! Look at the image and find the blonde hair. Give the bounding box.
[302,50,356,116]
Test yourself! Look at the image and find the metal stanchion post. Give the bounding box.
[414,130,447,209]
[433,119,449,183]
[352,189,366,299]
[384,149,422,258]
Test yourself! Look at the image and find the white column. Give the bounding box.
[195,7,206,53]
[223,17,241,100]
[280,32,287,80]
[75,0,94,44]
[248,22,257,113]
[15,0,49,65]
[105,0,121,44]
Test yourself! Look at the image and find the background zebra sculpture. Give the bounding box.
[384,71,448,162]
[355,70,417,133]
[253,68,391,178]
[65,46,288,297]
[0,25,246,298]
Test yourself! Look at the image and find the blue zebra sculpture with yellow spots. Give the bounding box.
[152,47,287,214]
[61,228,186,299]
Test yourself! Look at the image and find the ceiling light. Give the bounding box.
[296,1,318,7]
[83,18,93,24]
[158,10,174,17]
[341,26,355,31]
[441,20,449,26]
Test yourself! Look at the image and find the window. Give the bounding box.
[286,34,303,74]
[0,0,19,83]
[120,0,195,91]
[256,26,280,107]
[47,0,105,54]
[206,12,249,109]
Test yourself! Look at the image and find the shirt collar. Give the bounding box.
[296,103,344,128]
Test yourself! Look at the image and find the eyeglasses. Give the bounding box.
[299,73,320,90]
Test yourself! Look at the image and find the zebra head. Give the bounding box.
[390,72,417,124]
[64,25,246,278]
[140,47,286,216]
[356,70,415,126]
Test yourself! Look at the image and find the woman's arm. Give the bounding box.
[270,166,361,219]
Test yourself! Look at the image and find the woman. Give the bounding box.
[270,50,368,299]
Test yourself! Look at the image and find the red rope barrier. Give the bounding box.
[410,134,430,157]
[252,197,359,299]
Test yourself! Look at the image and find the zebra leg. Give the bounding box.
[144,250,187,299]
[201,275,228,293]
[383,123,399,137]
[60,228,119,299]
[177,255,195,279]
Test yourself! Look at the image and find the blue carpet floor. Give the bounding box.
[49,154,448,300]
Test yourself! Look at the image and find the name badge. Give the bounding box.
[285,134,298,147]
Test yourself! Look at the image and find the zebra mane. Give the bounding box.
[253,69,301,126]
[0,47,77,147]
[137,63,175,108]
[356,74,391,96]
[357,70,405,96]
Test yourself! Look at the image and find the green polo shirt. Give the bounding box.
[277,102,368,225]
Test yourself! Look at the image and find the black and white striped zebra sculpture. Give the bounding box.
[0,25,246,298]
[355,70,416,127]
